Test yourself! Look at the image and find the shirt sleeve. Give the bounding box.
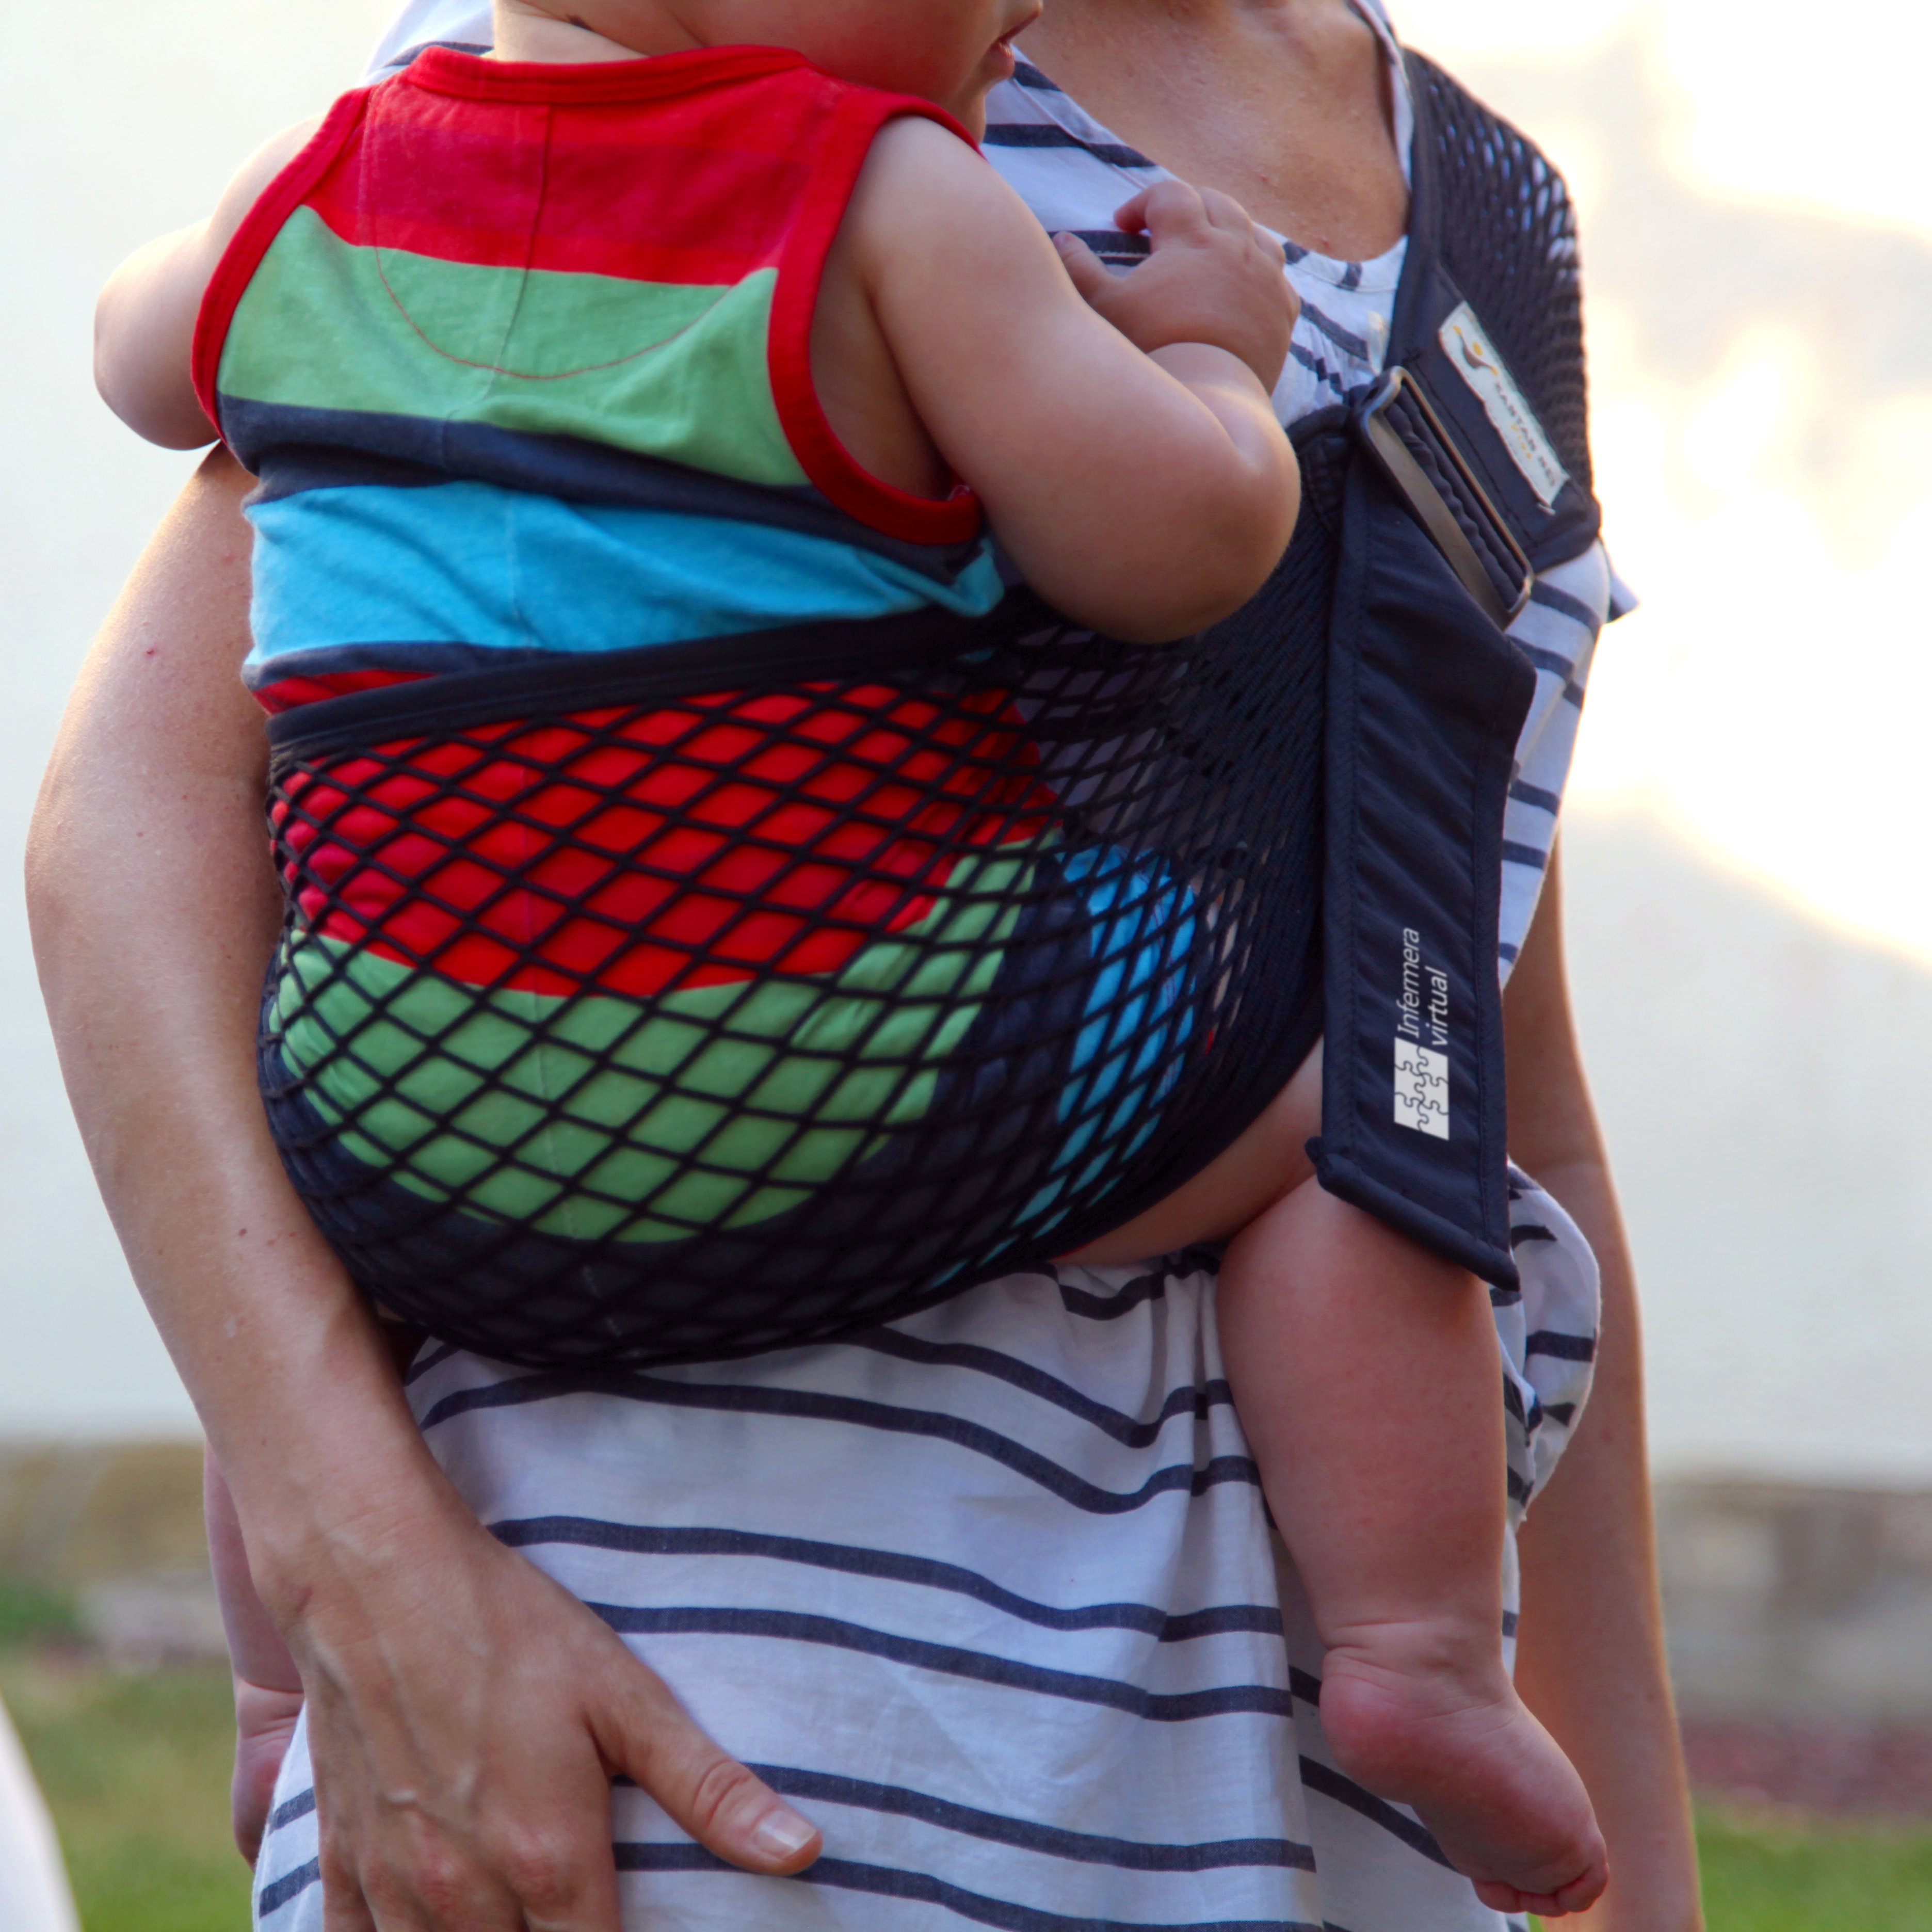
[1496,539,1612,974]
[363,0,494,81]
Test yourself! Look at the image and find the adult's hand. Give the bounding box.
[28,449,818,1926]
[233,1676,304,1865]
[213,1441,810,1913]
[288,1492,818,1930]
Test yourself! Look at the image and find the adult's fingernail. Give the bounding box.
[753,1808,817,1859]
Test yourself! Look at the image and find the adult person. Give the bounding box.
[28,2,1701,1928]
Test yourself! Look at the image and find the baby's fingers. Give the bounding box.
[1109,185,1154,235]
[1052,231,1116,307]
[1198,186,1262,237]
[1115,181,1266,249]
[1112,181,1210,241]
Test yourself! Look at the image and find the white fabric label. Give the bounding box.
[1438,302,1568,508]
[1393,1038,1451,1139]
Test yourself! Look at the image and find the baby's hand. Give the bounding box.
[1054,182,1298,394]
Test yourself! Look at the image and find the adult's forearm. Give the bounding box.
[27,456,846,1916]
[25,449,464,1604]
[1505,850,1702,1931]
[1514,1161,1701,1931]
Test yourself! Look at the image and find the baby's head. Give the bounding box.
[503,0,1041,127]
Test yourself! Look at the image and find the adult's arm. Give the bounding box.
[26,448,820,1930]
[1503,844,1704,1932]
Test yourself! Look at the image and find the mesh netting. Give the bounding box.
[259,433,1345,1367]
[1411,53,1591,491]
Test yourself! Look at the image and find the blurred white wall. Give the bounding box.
[1402,5,1932,1479]
[1564,806,1932,1484]
[5,1,1930,1473]
[2,0,394,1434]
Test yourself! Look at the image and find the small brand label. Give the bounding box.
[1394,925,1452,1139]
[1438,302,1568,508]
[1393,1038,1451,1139]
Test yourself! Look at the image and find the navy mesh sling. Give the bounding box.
[258,56,1597,1366]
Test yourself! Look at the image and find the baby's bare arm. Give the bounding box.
[849,120,1300,642]
[95,118,319,449]
[1053,183,1301,394]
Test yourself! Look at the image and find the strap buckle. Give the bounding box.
[1354,368,1535,629]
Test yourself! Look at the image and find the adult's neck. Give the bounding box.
[1031,0,1349,50]
[1023,0,1382,85]
[1019,0,1408,261]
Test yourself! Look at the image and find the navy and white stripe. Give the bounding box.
[256,1209,1594,1932]
[978,36,1410,434]
[255,9,1616,1931]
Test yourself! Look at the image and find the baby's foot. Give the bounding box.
[1317,1633,1608,1917]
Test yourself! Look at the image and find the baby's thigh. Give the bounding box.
[1057,1037,1323,1264]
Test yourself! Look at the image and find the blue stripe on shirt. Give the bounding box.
[245,480,1002,675]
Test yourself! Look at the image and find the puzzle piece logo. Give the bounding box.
[1393,1037,1450,1140]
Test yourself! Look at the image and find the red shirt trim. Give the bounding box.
[404,41,806,105]
[190,88,373,435]
[194,49,986,547]
[766,87,985,548]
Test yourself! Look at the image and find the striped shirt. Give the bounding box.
[257,1187,1598,1932]
[252,10,1612,1931]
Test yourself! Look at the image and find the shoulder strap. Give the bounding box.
[1377,53,1601,577]
[1310,57,1603,1290]
[1402,52,1591,489]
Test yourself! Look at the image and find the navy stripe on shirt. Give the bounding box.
[491,1516,1284,1643]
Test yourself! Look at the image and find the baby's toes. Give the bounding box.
[1493,1873,1606,1920]
[1552,1859,1610,1914]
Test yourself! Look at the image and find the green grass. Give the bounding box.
[0,1576,84,1648]
[1,1651,250,1932]
[1696,1806,1932,1929]
[4,1647,1929,1930]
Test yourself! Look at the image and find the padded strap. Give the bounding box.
[1310,56,1603,1287]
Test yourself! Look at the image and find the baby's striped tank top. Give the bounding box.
[194,50,1244,1369]
[193,43,1001,716]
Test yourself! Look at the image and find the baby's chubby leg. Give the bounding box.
[1059,1043,1327,1266]
[1218,1188,1607,1918]
[1064,1051,1605,1915]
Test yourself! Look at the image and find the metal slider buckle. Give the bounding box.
[1354,368,1535,629]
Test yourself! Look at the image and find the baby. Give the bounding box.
[95,0,1604,1917]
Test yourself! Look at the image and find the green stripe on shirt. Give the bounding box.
[221,207,808,488]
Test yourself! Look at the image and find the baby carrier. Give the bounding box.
[206,45,1600,1367]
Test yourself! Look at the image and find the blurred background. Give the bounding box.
[5,0,1932,1924]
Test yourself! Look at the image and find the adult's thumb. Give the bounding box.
[598,1665,822,1875]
